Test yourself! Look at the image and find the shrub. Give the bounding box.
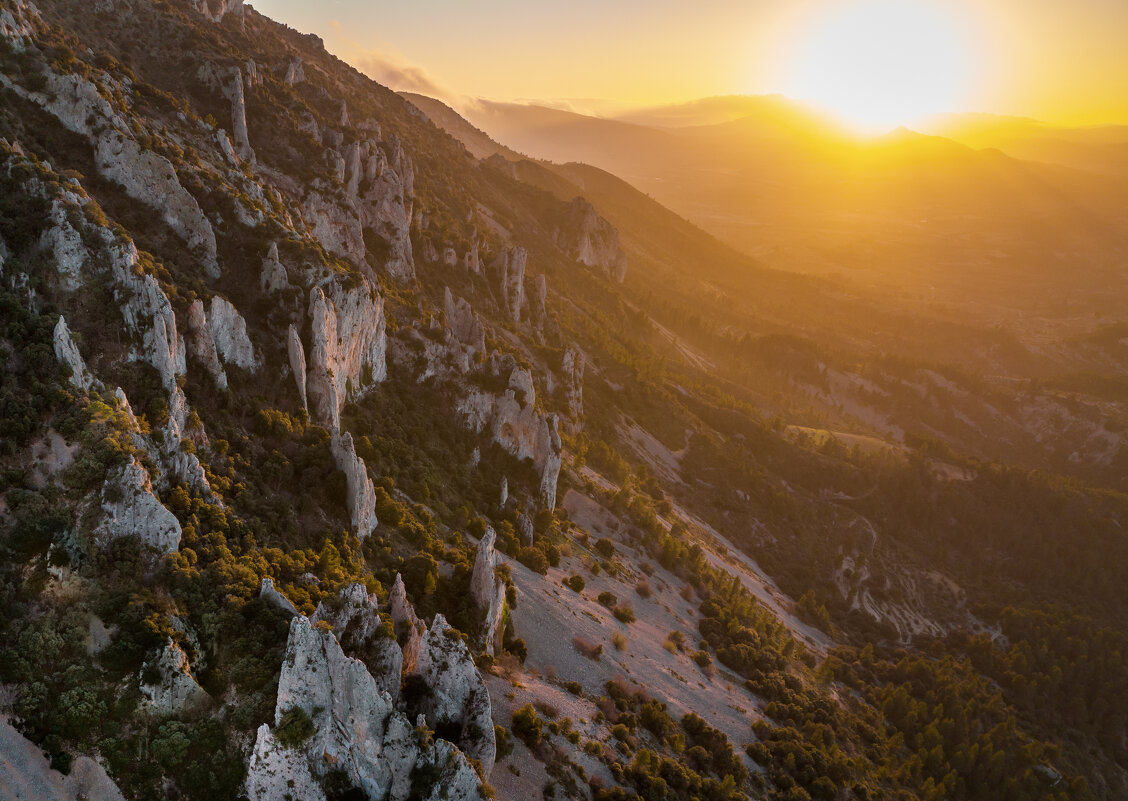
[511,704,543,748]
[573,636,603,660]
[597,592,617,608]
[563,574,585,593]
[635,580,652,599]
[611,632,627,651]
[275,707,315,748]
[518,546,549,575]
[613,605,636,624]
[594,539,616,559]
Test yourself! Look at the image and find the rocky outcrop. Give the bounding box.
[284,57,305,86]
[140,641,211,716]
[458,360,563,508]
[53,316,97,391]
[359,138,415,282]
[303,189,369,268]
[287,324,308,411]
[331,432,378,540]
[187,299,227,390]
[1,68,219,276]
[488,246,526,322]
[208,297,258,371]
[530,273,547,327]
[216,66,254,163]
[555,197,628,282]
[412,615,497,776]
[260,242,289,293]
[443,288,486,354]
[562,346,585,420]
[111,242,186,392]
[305,280,387,430]
[260,577,299,617]
[244,616,489,801]
[389,573,425,673]
[97,457,182,555]
[470,528,506,655]
[464,241,480,274]
[41,199,87,291]
[312,583,402,698]
[190,0,244,25]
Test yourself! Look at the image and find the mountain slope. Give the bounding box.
[0,3,1126,801]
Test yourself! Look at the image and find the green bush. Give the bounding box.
[275,707,316,749]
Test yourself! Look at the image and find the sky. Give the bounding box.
[250,0,1128,126]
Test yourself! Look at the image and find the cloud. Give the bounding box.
[355,53,448,99]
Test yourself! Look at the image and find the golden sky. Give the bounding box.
[252,0,1128,126]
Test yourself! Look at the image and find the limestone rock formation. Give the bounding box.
[443,288,486,354]
[190,0,244,25]
[331,431,378,540]
[139,640,212,715]
[97,457,182,555]
[259,577,299,617]
[488,246,527,322]
[305,280,387,430]
[312,583,402,697]
[530,273,547,327]
[41,199,87,291]
[555,197,628,282]
[244,616,489,801]
[389,573,425,673]
[111,241,186,391]
[208,296,258,371]
[459,363,563,508]
[562,346,585,420]
[53,316,97,391]
[223,66,254,163]
[287,324,308,411]
[464,241,480,274]
[412,615,497,776]
[470,528,507,655]
[187,299,227,390]
[284,57,305,86]
[260,242,289,293]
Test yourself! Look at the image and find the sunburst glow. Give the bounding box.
[786,1,976,133]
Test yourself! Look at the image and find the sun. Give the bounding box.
[785,1,976,133]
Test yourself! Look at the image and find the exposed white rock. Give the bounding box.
[488,246,526,322]
[187,299,228,390]
[227,67,255,163]
[443,288,486,354]
[190,0,244,25]
[562,346,585,420]
[412,615,497,776]
[331,432,378,540]
[0,0,37,50]
[470,528,507,656]
[245,725,325,801]
[140,640,212,715]
[499,478,508,508]
[40,199,87,291]
[287,324,308,412]
[260,577,299,618]
[516,513,534,546]
[390,573,425,673]
[260,242,289,293]
[284,57,305,86]
[97,456,182,555]
[312,583,402,697]
[459,365,563,509]
[306,281,387,430]
[53,316,97,391]
[303,190,368,268]
[464,241,480,274]
[555,197,628,282]
[359,142,415,282]
[208,296,258,371]
[442,246,458,267]
[110,242,186,391]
